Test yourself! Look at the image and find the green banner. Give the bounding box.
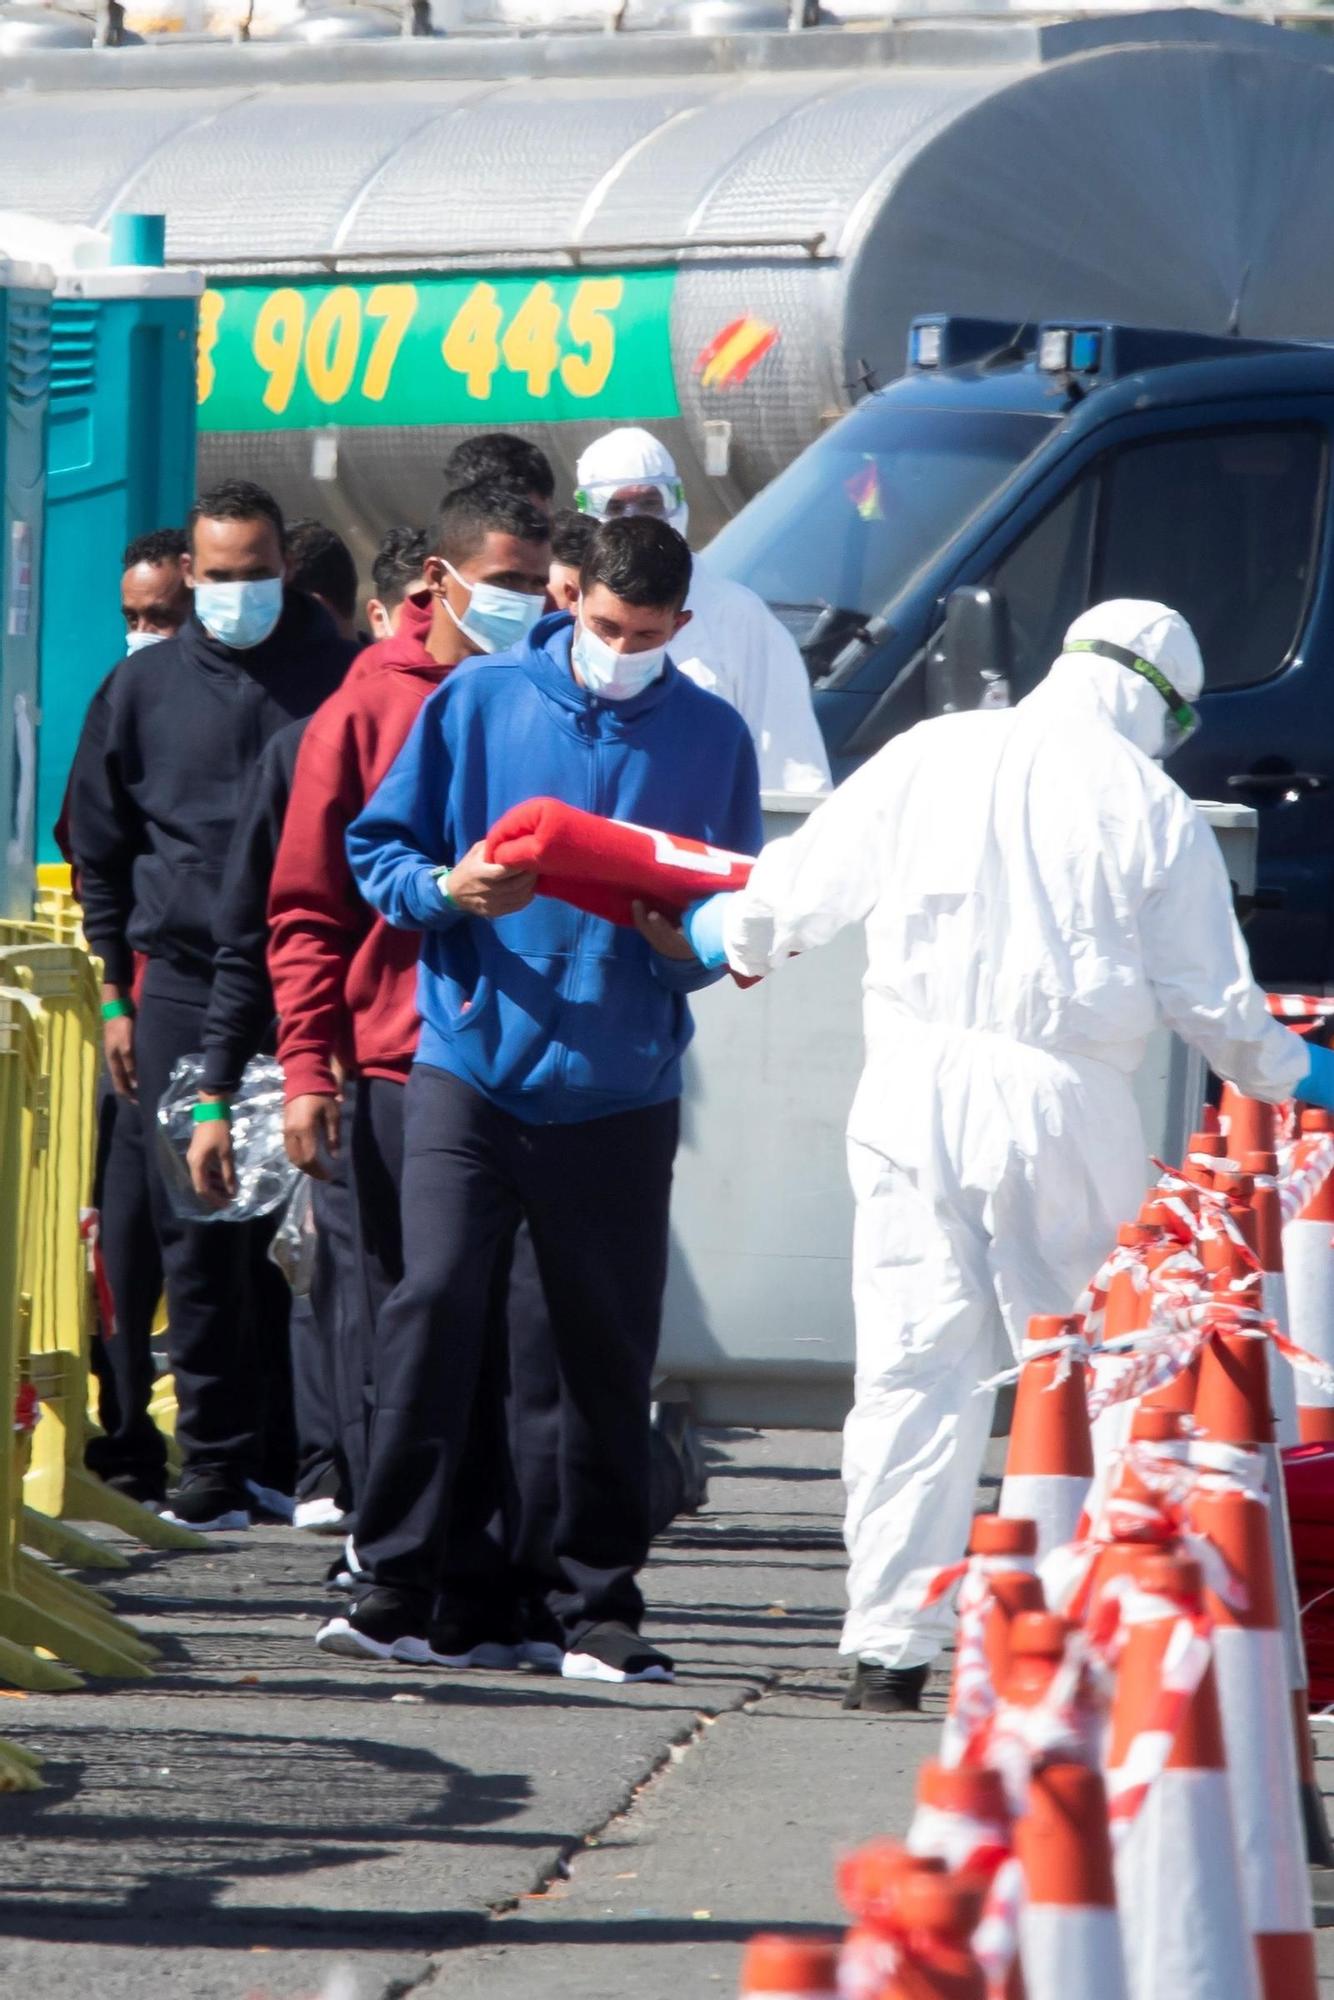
[196,269,679,432]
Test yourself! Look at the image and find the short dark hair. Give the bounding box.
[371,525,430,607]
[188,478,285,552]
[442,433,555,505]
[549,507,596,572]
[435,483,551,570]
[123,526,187,572]
[580,516,692,613]
[286,518,359,623]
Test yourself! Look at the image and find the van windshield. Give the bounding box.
[705,403,1056,682]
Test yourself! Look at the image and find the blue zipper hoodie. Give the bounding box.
[346,612,763,1125]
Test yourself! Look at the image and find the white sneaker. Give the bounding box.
[294,1495,349,1534]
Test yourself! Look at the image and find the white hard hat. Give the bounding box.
[575,427,689,536]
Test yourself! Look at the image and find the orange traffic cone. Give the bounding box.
[1190,1482,1318,2000]
[909,1761,1012,1877]
[999,1319,1093,1560]
[1140,1240,1205,1419]
[1106,1552,1260,2000]
[1194,1301,1333,1867]
[1090,1222,1157,1501]
[1221,1084,1277,1163]
[1244,1148,1300,1447]
[884,1871,986,2000]
[739,1935,840,1998]
[1014,1762,1127,2000]
[1282,1109,1334,1444]
[951,1515,1045,1729]
[838,1843,945,2000]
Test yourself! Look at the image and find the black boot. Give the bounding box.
[843,1661,929,1713]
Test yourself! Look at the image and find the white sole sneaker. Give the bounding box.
[294,1496,349,1534]
[426,1638,521,1670]
[560,1651,674,1685]
[315,1616,432,1664]
[159,1506,250,1533]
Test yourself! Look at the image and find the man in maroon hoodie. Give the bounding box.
[265,487,553,1600]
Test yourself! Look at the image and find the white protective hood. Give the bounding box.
[574,427,689,536]
[1034,599,1205,761]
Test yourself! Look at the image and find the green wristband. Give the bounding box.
[191,1100,231,1125]
[101,997,134,1022]
[433,866,459,912]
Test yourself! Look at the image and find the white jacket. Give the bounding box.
[675,561,831,797]
[722,648,1305,1104]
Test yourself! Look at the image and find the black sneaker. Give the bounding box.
[426,1613,520,1671]
[316,1587,432,1663]
[160,1471,251,1533]
[843,1661,929,1713]
[100,1469,167,1509]
[561,1621,674,1684]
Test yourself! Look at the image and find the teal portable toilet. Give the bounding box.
[0,252,52,918]
[36,212,202,861]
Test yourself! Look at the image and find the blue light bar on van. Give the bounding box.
[908,320,944,369]
[1039,324,1105,376]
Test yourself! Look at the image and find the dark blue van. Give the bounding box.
[705,317,1334,988]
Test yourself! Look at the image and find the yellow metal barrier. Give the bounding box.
[0,942,203,1561]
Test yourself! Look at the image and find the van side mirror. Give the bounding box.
[926,587,1013,716]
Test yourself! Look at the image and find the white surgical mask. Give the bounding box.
[443,560,545,657]
[572,614,667,702]
[125,630,167,655]
[194,577,284,651]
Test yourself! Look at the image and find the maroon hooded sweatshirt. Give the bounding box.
[267,596,446,1101]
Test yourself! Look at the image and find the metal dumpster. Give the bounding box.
[657,795,1259,1430]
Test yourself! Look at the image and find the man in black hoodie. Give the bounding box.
[69,479,356,1531]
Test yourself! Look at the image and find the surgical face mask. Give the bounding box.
[572,614,667,702]
[443,560,545,656]
[194,577,284,652]
[125,629,168,655]
[1065,637,1201,755]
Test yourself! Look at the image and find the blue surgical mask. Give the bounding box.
[125,630,167,655]
[572,614,667,702]
[194,577,284,651]
[444,561,546,657]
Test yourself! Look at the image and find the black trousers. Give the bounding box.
[135,962,295,1486]
[289,1153,358,1506]
[350,1077,563,1607]
[356,1066,678,1642]
[86,1085,166,1490]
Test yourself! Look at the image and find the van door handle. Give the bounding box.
[1227,770,1330,795]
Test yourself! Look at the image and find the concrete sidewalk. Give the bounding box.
[0,1431,1331,1999]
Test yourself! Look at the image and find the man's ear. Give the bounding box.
[181,551,196,589]
[366,598,391,639]
[422,554,446,593]
[671,607,693,636]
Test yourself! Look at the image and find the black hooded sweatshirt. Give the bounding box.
[69,592,354,990]
[199,719,305,1095]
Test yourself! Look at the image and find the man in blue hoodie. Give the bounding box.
[320,516,761,1683]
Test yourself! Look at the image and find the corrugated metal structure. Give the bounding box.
[0,10,1331,554]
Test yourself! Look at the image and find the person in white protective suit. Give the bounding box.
[646,598,1334,1713]
[574,427,831,796]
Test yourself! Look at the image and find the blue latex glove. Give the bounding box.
[1297,1044,1334,1113]
[682,894,731,970]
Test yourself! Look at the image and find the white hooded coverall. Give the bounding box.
[718,600,1308,1667]
[574,428,831,796]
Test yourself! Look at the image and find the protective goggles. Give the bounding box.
[574,477,685,521]
[1065,637,1201,753]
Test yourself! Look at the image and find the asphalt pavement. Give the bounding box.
[0,1430,1331,1999]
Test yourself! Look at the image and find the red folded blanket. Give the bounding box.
[485,795,755,928]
